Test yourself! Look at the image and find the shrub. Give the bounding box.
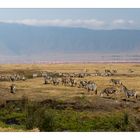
[25,102,40,129]
[37,109,55,132]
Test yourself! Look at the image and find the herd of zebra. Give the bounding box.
[0,74,26,82]
[43,75,138,99]
[44,75,97,94]
[0,69,138,100]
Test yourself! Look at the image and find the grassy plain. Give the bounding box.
[0,63,140,131]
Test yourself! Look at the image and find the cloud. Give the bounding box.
[112,19,135,27]
[0,19,106,29]
[0,19,137,29]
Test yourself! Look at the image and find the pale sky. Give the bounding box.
[0,8,139,29]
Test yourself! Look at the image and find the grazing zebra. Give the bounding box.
[100,87,117,97]
[110,79,122,86]
[120,84,137,99]
[70,78,77,87]
[104,69,113,76]
[41,72,48,78]
[78,80,88,88]
[78,73,85,78]
[44,77,50,84]
[32,73,38,78]
[62,77,70,86]
[52,78,61,86]
[44,76,52,84]
[21,75,26,81]
[95,70,101,76]
[85,82,97,94]
[10,84,16,94]
[10,76,16,82]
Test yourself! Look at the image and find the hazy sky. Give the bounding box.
[0,8,140,29]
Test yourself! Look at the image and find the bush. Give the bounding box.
[38,109,55,132]
[25,102,40,129]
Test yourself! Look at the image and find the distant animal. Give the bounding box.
[85,82,97,94]
[120,84,137,99]
[78,80,88,88]
[32,73,38,78]
[10,84,16,94]
[128,69,134,73]
[44,76,52,84]
[10,76,16,82]
[62,77,70,86]
[112,70,117,73]
[52,78,61,86]
[104,69,113,76]
[44,78,50,84]
[70,78,77,87]
[21,75,26,81]
[41,72,48,77]
[78,73,85,78]
[100,87,117,97]
[95,70,101,76]
[110,79,122,86]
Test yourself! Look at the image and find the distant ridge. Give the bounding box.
[0,23,140,63]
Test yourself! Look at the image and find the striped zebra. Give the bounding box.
[120,84,137,99]
[100,87,117,97]
[85,82,97,94]
[110,79,122,86]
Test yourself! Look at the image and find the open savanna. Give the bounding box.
[0,63,140,132]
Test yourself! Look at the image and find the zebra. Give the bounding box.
[52,78,61,86]
[100,87,117,97]
[110,79,122,86]
[32,73,38,78]
[94,70,101,76]
[10,75,16,82]
[69,78,77,87]
[10,84,16,94]
[62,77,70,86]
[104,69,113,76]
[44,76,53,84]
[41,72,48,78]
[44,77,50,84]
[78,80,88,88]
[120,84,137,99]
[20,75,26,81]
[85,82,97,94]
[78,73,85,78]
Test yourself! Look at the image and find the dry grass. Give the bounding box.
[0,63,140,102]
[0,63,140,131]
[0,127,39,132]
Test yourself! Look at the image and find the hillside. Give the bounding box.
[0,23,140,62]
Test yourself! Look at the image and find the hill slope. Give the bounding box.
[0,23,140,62]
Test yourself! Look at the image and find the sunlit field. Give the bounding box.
[0,63,140,132]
